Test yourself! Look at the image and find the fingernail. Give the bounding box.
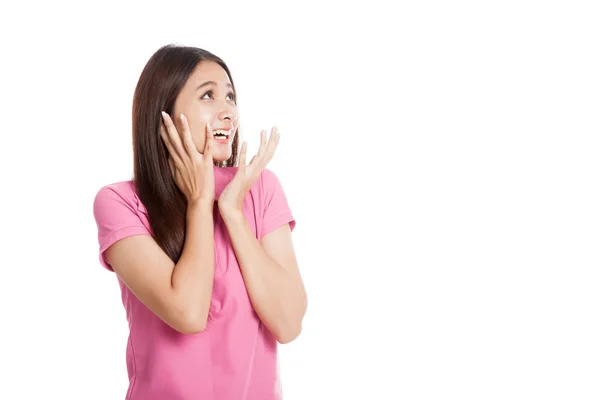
[180,114,185,122]
[161,111,167,118]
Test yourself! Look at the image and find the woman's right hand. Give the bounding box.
[160,112,215,205]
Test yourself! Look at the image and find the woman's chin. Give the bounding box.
[197,146,231,163]
[212,150,232,163]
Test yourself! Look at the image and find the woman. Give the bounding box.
[92,44,307,400]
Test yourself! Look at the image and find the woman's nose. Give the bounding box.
[218,104,237,122]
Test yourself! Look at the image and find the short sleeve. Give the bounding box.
[260,168,296,240]
[93,185,151,271]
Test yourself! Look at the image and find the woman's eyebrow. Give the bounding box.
[196,81,233,91]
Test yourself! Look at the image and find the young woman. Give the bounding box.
[92,44,307,400]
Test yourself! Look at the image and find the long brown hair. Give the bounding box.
[131,44,239,262]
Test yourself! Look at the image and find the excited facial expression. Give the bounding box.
[172,61,239,162]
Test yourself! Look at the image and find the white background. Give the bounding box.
[1,1,599,399]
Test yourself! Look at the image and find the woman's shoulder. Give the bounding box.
[93,179,143,214]
[95,179,137,200]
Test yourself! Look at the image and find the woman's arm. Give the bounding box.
[220,208,307,343]
[105,200,215,334]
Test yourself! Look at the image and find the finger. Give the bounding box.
[265,126,280,160]
[238,141,248,171]
[260,129,267,150]
[168,156,179,181]
[168,156,182,187]
[268,126,280,149]
[180,113,198,158]
[162,112,187,161]
[203,122,215,160]
[253,129,266,160]
[160,120,184,168]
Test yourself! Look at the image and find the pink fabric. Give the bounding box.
[92,167,295,400]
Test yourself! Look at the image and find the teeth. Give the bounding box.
[213,129,229,138]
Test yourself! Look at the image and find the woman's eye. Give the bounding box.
[200,90,236,102]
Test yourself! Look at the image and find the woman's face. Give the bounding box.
[172,61,238,162]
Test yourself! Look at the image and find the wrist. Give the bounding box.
[187,199,214,216]
[218,205,244,222]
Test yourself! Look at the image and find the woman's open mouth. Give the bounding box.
[213,129,232,144]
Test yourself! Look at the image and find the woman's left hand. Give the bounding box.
[218,127,280,214]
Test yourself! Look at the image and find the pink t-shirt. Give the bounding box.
[92,167,295,400]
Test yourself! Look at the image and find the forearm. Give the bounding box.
[221,210,306,343]
[171,201,215,328]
